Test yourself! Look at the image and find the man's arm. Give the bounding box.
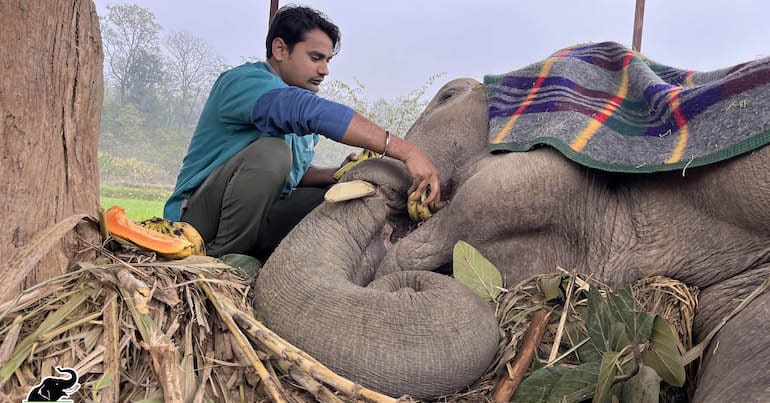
[337,113,441,205]
[298,166,336,187]
[252,88,441,204]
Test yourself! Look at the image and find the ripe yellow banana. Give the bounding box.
[140,217,206,256]
[160,242,195,259]
[407,200,421,221]
[170,221,206,256]
[333,148,381,180]
[407,189,444,222]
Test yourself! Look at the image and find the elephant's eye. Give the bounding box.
[439,90,456,103]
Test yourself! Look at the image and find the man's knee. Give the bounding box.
[242,137,290,169]
[233,137,292,184]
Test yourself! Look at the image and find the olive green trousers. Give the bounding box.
[181,137,325,259]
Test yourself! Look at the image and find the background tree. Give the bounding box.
[100,4,224,186]
[314,73,445,167]
[164,31,224,127]
[101,4,162,103]
[0,0,103,296]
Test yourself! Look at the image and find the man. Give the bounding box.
[164,5,440,259]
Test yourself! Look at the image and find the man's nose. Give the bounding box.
[318,61,329,76]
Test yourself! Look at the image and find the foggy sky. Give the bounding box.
[92,0,770,101]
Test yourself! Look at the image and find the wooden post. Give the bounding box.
[270,0,279,23]
[632,0,646,52]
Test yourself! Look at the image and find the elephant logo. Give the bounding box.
[24,366,80,402]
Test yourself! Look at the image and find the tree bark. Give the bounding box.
[0,1,103,294]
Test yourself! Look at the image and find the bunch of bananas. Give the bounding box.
[332,148,381,181]
[407,189,444,222]
[139,217,206,256]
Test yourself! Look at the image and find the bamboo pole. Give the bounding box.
[99,291,121,402]
[269,0,279,23]
[197,274,289,403]
[277,358,344,403]
[492,309,551,402]
[231,307,399,403]
[632,0,646,52]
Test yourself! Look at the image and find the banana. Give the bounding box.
[407,200,420,221]
[407,199,432,222]
[140,217,206,256]
[171,221,206,256]
[407,188,445,222]
[416,202,433,221]
[333,148,381,180]
[139,217,174,235]
[160,242,195,259]
[428,200,445,214]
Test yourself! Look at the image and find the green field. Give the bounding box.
[100,185,170,221]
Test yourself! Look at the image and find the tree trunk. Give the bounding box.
[0,0,103,294]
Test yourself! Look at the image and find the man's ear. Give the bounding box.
[271,38,288,61]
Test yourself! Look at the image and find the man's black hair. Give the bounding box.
[266,5,341,59]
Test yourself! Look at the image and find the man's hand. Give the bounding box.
[338,113,441,205]
[403,148,441,206]
[339,152,358,168]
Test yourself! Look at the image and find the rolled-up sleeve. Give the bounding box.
[251,87,355,141]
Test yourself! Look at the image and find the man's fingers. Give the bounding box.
[424,180,440,205]
[413,181,429,205]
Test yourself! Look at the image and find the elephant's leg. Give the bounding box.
[692,269,770,402]
[376,198,464,276]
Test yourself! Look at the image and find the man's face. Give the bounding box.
[274,28,333,93]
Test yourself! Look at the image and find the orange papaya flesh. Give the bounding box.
[105,206,194,258]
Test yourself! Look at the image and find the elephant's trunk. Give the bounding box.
[254,167,499,399]
[55,367,78,389]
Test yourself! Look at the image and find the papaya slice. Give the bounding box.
[105,206,194,259]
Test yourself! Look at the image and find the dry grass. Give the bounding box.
[0,219,701,403]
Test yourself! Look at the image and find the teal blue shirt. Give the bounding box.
[164,62,354,221]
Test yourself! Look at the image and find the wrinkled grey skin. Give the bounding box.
[254,156,500,399]
[256,78,770,401]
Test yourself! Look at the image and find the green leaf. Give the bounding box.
[593,350,623,403]
[220,253,262,277]
[641,316,686,387]
[586,287,630,354]
[565,319,603,363]
[452,241,503,302]
[539,274,564,302]
[91,371,112,400]
[512,361,600,403]
[615,365,662,403]
[606,287,654,343]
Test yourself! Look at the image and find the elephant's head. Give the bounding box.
[27,366,80,401]
[254,79,500,400]
[402,78,490,198]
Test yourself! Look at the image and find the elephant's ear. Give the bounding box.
[38,386,51,400]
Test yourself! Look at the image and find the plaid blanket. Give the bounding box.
[486,42,770,172]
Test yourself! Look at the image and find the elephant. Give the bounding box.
[26,366,80,402]
[254,77,770,401]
